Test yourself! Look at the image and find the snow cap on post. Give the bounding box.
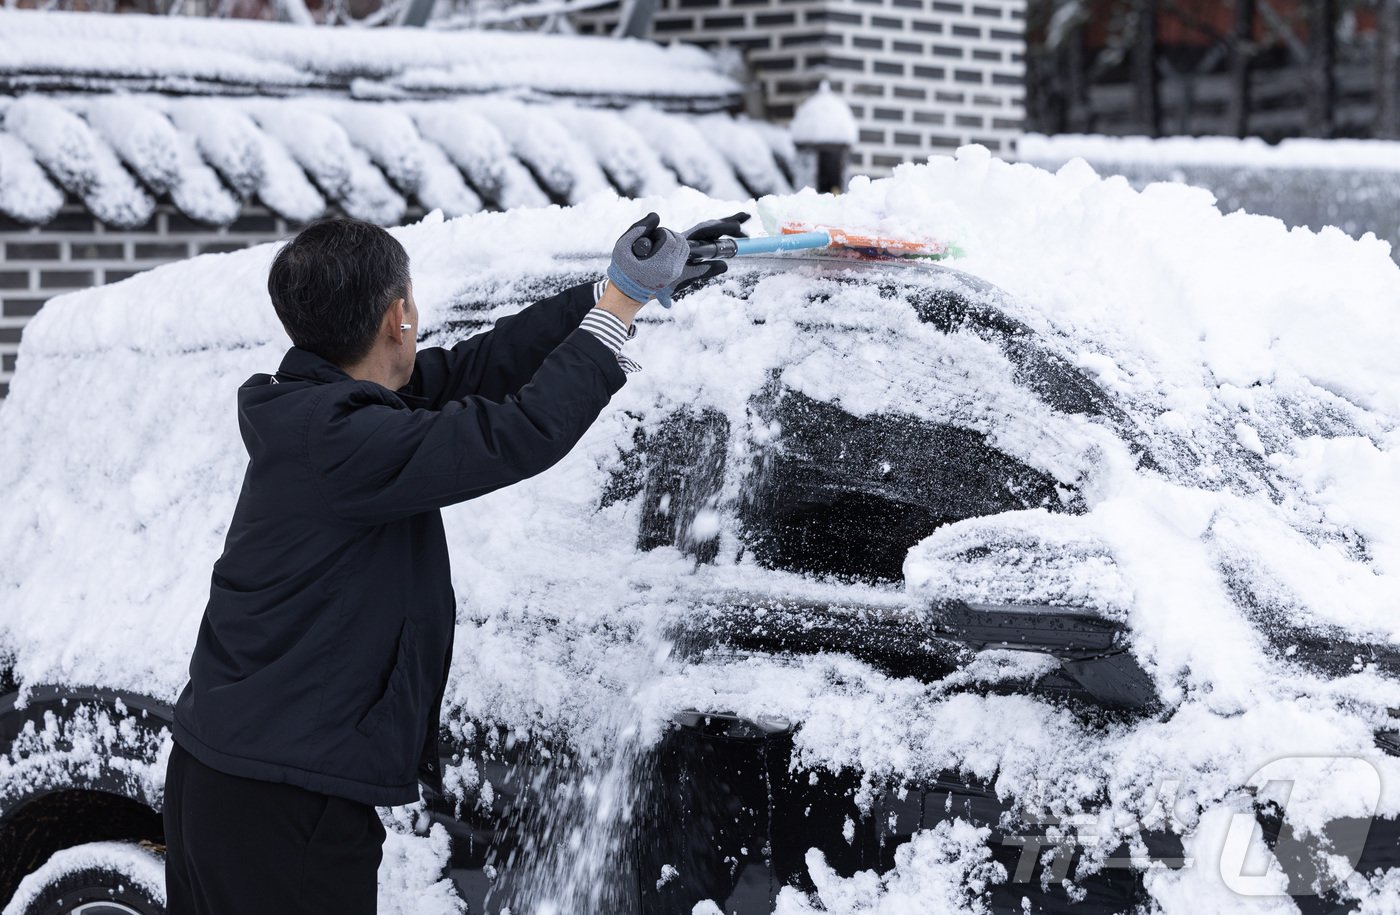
[790,80,858,147]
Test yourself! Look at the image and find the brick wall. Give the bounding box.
[576,0,1026,174]
[0,204,294,398]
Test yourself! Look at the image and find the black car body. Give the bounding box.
[1,239,1396,915]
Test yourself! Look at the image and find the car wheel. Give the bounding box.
[5,840,165,915]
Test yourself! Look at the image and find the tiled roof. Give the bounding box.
[0,10,797,227]
[0,94,796,227]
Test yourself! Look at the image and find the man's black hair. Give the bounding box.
[268,217,411,367]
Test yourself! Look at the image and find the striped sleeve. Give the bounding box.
[579,278,641,374]
[579,308,629,352]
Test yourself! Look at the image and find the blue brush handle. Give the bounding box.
[686,231,833,260]
[731,231,831,255]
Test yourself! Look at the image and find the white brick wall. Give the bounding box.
[577,0,1026,175]
[0,204,295,397]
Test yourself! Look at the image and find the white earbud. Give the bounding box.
[400,324,412,331]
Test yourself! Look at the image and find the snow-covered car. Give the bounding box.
[2,155,1399,915]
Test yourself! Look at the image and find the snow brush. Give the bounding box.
[686,224,961,262]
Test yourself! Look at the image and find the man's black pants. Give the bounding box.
[163,740,386,915]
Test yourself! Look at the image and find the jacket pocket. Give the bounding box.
[353,617,422,772]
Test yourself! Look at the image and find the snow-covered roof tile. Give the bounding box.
[166,133,243,227]
[622,105,750,201]
[472,98,613,206]
[748,120,799,185]
[321,100,485,218]
[695,113,793,197]
[0,92,789,227]
[3,95,153,227]
[82,97,183,194]
[409,103,550,211]
[0,132,64,224]
[247,101,407,225]
[550,107,680,199]
[165,99,327,223]
[81,97,243,225]
[0,9,741,108]
[325,102,427,192]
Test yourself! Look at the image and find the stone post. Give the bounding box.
[789,81,857,193]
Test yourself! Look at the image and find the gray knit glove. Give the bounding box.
[607,212,725,308]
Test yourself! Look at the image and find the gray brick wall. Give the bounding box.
[0,204,294,398]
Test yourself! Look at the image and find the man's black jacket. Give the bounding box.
[172,282,625,807]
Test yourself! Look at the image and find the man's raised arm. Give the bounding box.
[403,279,605,408]
[401,212,740,408]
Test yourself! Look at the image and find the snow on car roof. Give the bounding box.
[2,149,1399,909]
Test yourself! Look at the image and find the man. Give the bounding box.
[162,211,744,914]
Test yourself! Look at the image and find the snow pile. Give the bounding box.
[2,150,1400,911]
[903,512,1134,619]
[789,81,859,147]
[764,148,1399,416]
[1021,132,1400,172]
[1017,133,1400,267]
[376,807,466,915]
[774,820,1007,915]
